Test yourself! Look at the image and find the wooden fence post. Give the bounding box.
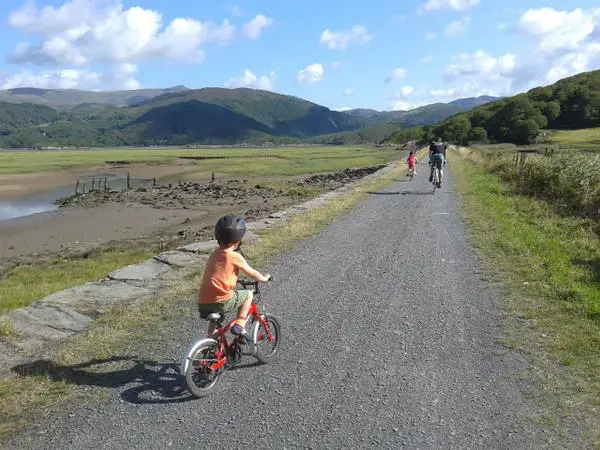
[127,172,131,189]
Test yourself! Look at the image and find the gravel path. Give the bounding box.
[11,163,547,449]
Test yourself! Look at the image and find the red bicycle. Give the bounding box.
[180,275,281,398]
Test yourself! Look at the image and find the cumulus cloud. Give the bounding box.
[7,0,244,66]
[297,63,324,83]
[224,69,276,90]
[242,14,273,39]
[3,0,273,90]
[422,0,480,12]
[428,8,600,99]
[0,64,140,90]
[384,67,407,83]
[445,17,470,37]
[320,26,372,50]
[392,100,412,111]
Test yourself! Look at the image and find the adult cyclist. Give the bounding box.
[429,137,448,188]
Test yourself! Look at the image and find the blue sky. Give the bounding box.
[0,0,599,111]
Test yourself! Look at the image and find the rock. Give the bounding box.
[108,259,173,282]
[8,303,92,344]
[177,240,218,254]
[154,251,207,268]
[40,280,154,317]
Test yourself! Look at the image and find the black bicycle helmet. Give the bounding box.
[215,214,246,246]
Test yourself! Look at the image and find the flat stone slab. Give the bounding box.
[41,280,155,317]
[108,259,173,282]
[178,240,218,254]
[8,303,92,343]
[154,251,207,268]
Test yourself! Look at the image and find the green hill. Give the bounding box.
[0,88,369,147]
[426,70,600,145]
[0,86,190,110]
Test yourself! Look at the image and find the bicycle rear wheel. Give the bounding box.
[251,314,281,364]
[183,340,222,397]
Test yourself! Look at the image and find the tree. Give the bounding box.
[468,127,488,143]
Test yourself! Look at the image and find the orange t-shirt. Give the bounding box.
[198,247,246,304]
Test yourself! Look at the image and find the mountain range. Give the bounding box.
[0,86,499,147]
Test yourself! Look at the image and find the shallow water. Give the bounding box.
[0,185,74,221]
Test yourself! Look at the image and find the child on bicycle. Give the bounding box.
[406,150,418,176]
[198,214,270,338]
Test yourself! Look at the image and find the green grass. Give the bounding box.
[452,149,600,445]
[0,146,396,175]
[550,128,600,146]
[0,249,153,317]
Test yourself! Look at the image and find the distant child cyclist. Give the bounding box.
[406,150,418,176]
[198,214,271,339]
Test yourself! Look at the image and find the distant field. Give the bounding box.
[548,128,600,150]
[0,146,397,176]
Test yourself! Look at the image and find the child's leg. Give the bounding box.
[234,291,253,328]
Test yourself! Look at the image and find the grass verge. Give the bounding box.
[0,249,154,317]
[0,157,413,439]
[451,149,600,446]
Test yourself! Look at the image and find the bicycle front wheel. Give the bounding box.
[183,340,222,397]
[251,314,282,364]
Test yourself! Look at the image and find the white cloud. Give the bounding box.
[320,25,372,50]
[7,0,245,67]
[297,63,324,83]
[420,56,434,64]
[224,69,276,90]
[445,17,470,37]
[343,88,354,96]
[426,32,437,41]
[518,7,598,53]
[384,67,407,83]
[422,0,480,12]
[331,61,341,69]
[242,14,273,40]
[430,88,459,97]
[0,64,140,90]
[334,106,353,112]
[445,50,516,81]
[393,100,412,111]
[399,85,414,96]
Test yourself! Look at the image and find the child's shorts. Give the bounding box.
[198,289,252,318]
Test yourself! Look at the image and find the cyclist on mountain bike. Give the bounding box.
[198,214,270,339]
[429,137,448,188]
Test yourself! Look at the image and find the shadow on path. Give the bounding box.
[12,357,192,405]
[367,191,434,196]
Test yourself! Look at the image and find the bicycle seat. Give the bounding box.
[200,312,224,321]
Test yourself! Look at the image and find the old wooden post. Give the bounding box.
[75,180,80,195]
[211,172,215,183]
[127,172,131,189]
[103,178,108,191]
[153,177,156,186]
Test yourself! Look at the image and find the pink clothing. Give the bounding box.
[407,155,417,168]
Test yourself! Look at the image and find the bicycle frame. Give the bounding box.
[205,270,275,372]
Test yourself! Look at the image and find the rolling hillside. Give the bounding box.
[0,86,190,109]
[0,88,368,147]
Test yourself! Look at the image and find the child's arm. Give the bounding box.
[239,260,270,282]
